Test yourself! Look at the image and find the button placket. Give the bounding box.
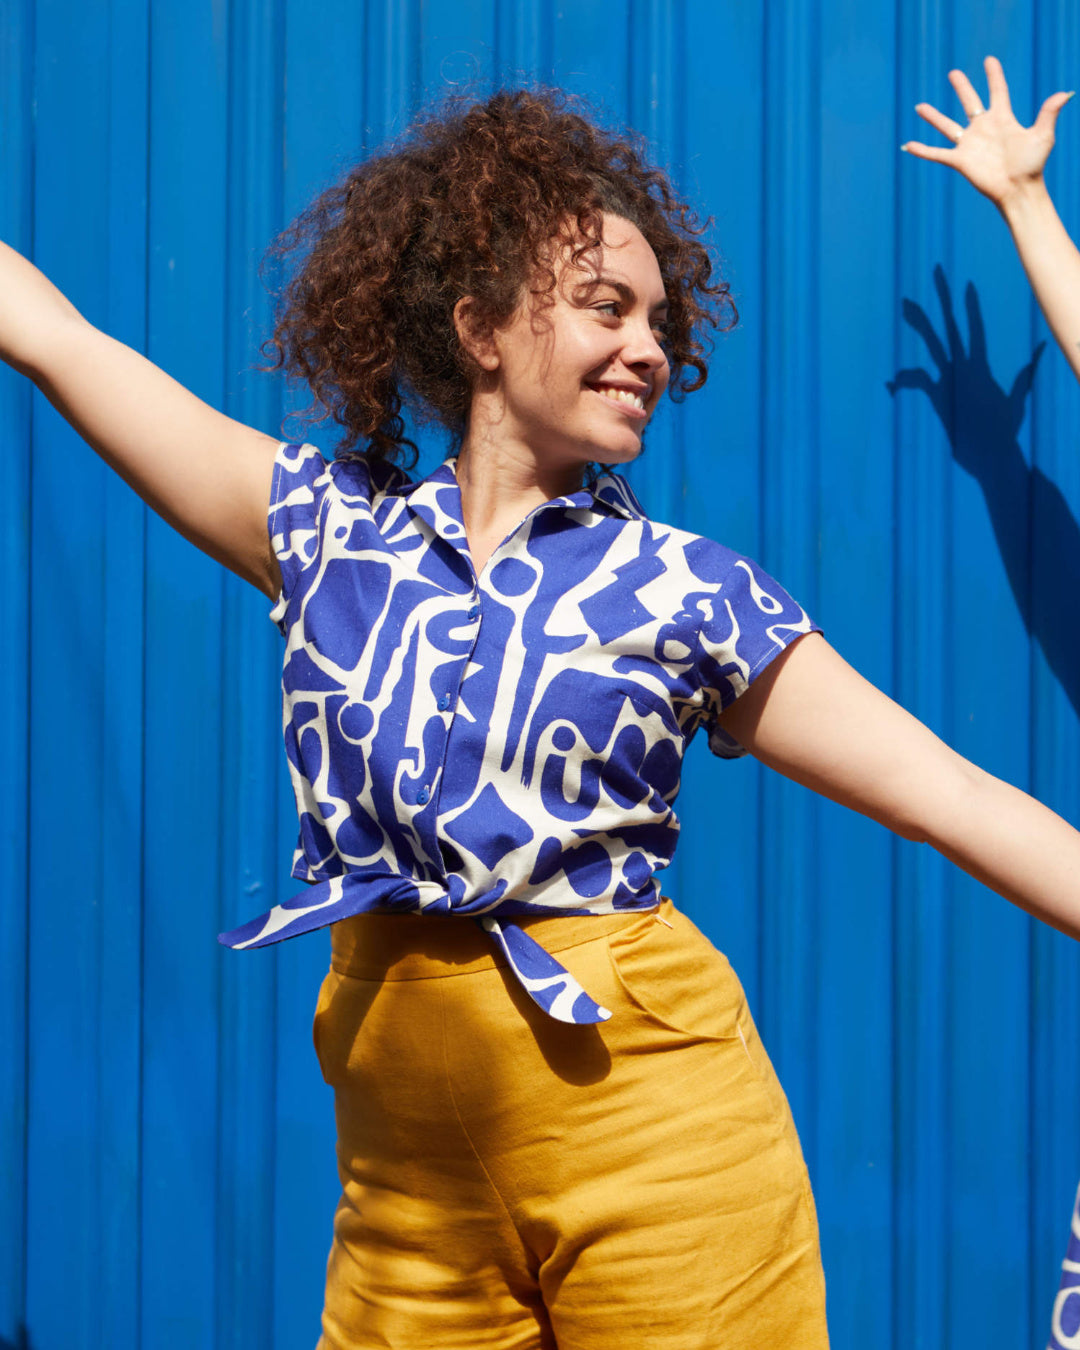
[415,588,482,822]
[417,599,476,817]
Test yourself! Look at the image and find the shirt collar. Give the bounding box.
[387,455,648,547]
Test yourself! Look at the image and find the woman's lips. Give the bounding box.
[588,385,649,419]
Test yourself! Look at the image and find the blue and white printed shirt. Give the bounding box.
[220,442,818,1023]
[1049,1181,1080,1350]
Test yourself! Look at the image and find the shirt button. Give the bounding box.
[467,604,480,621]
[438,693,451,711]
[416,787,430,806]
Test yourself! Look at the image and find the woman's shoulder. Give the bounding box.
[267,443,416,606]
[272,441,413,500]
[593,471,755,586]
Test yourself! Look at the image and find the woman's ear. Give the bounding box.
[453,297,500,372]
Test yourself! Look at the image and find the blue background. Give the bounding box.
[2,1,1079,1346]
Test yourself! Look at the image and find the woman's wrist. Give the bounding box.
[997,174,1055,226]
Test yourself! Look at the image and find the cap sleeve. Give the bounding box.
[696,553,820,760]
[265,441,355,630]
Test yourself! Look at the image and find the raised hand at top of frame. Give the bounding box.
[902,56,1073,209]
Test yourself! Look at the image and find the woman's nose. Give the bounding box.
[623,319,669,375]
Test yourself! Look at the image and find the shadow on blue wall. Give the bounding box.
[889,265,1080,715]
[0,1328,32,1350]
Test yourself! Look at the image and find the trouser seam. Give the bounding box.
[438,980,534,1265]
[737,1015,818,1218]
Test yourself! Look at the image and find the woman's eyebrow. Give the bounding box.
[591,275,670,314]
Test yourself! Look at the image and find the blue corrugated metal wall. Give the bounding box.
[2,2,1079,1346]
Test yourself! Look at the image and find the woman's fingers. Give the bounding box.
[983,56,1013,115]
[905,58,1073,202]
[948,67,987,118]
[915,101,965,143]
[901,140,954,166]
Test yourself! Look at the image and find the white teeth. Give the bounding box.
[597,387,645,411]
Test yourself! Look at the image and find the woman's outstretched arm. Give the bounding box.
[719,632,1080,941]
[0,239,281,596]
[902,56,1080,388]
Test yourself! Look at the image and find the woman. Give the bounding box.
[3,86,1079,1349]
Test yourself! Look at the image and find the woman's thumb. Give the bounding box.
[1034,89,1075,137]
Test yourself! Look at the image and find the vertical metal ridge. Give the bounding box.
[671,0,688,538]
[139,0,231,1343]
[755,0,771,1020]
[892,1,954,1343]
[493,0,553,85]
[942,7,1036,1345]
[99,0,151,1344]
[25,0,118,1341]
[667,3,768,1005]
[136,3,153,1345]
[1027,9,1043,1343]
[889,11,906,1349]
[757,0,822,1175]
[627,0,682,530]
[813,1,900,1339]
[0,1,35,1342]
[1029,4,1080,1347]
[367,0,421,136]
[215,0,288,1345]
[1026,16,1040,1341]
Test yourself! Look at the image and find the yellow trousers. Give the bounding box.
[313,899,829,1349]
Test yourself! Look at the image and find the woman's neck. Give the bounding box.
[454,431,587,575]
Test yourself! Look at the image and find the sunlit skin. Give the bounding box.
[454,215,670,571]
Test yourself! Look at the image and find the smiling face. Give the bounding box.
[469,214,671,477]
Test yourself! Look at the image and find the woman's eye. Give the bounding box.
[594,300,621,317]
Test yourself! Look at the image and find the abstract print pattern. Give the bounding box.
[219,443,817,1022]
[1049,1181,1080,1350]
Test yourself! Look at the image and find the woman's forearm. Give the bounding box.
[923,762,1080,941]
[0,238,89,379]
[723,634,1080,943]
[1000,180,1080,387]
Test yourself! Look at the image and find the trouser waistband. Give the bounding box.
[329,906,659,981]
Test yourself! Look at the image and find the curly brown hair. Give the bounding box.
[265,87,736,466]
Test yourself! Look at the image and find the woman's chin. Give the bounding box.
[591,440,645,468]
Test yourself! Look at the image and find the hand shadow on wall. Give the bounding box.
[888,265,1080,718]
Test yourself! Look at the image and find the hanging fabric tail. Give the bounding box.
[1048,1180,1080,1350]
[479,917,611,1025]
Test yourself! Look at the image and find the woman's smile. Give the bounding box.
[586,382,650,417]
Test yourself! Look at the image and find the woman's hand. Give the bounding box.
[902,56,1073,210]
[903,58,1080,389]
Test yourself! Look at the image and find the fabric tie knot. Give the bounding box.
[218,871,613,1024]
